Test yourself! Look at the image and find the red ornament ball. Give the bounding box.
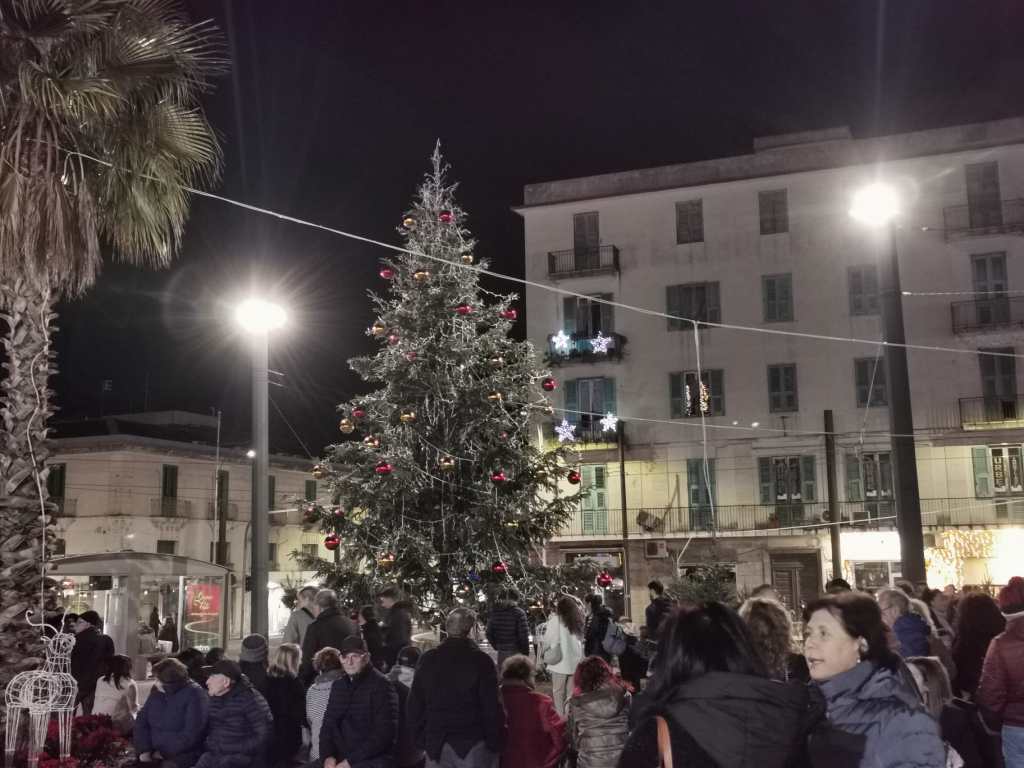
[439,210,454,223]
[491,561,508,575]
[541,377,557,392]
[302,506,320,524]
[499,308,517,321]
[455,303,473,316]
[567,469,581,485]
[490,469,507,483]
[387,333,400,346]
[352,407,367,419]
[379,267,395,280]
[375,460,394,475]
[405,351,418,362]
[324,534,340,551]
[596,570,613,588]
[332,506,344,518]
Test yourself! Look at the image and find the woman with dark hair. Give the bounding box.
[952,591,1006,698]
[358,604,387,670]
[739,597,810,683]
[620,601,816,767]
[265,643,304,768]
[921,588,956,648]
[92,654,137,733]
[567,656,630,768]
[803,592,944,768]
[542,595,586,717]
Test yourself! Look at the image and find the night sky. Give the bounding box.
[52,0,1024,457]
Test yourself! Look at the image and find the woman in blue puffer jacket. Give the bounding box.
[195,659,274,768]
[803,592,946,768]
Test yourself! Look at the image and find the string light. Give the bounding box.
[590,332,612,354]
[554,419,577,442]
[551,329,571,353]
[600,413,618,432]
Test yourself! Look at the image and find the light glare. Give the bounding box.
[235,298,287,333]
[849,182,900,227]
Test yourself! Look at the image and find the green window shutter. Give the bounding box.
[710,369,724,415]
[562,297,577,334]
[305,480,317,501]
[598,294,614,333]
[162,465,178,499]
[602,377,616,416]
[669,373,683,418]
[667,285,684,330]
[687,459,703,506]
[845,454,863,501]
[801,455,817,502]
[564,379,579,425]
[268,475,276,508]
[972,447,993,498]
[758,458,772,504]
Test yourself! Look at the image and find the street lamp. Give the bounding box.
[235,297,286,637]
[849,182,926,585]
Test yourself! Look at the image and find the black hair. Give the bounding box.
[648,580,664,595]
[360,605,378,623]
[101,654,132,689]
[176,647,205,669]
[803,592,899,672]
[587,593,604,612]
[205,647,225,665]
[647,602,766,709]
[825,578,852,594]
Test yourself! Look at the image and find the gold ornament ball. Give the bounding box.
[339,417,355,434]
[402,216,416,229]
[371,321,386,336]
[487,391,503,402]
[489,356,505,368]
[439,456,456,472]
[400,409,417,424]
[311,464,326,480]
[363,434,380,448]
[413,270,431,282]
[461,253,474,264]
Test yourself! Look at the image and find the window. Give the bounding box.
[686,458,716,531]
[305,480,318,501]
[972,253,1010,327]
[966,162,1002,228]
[564,377,616,435]
[563,295,613,336]
[759,189,788,235]
[46,463,66,500]
[301,543,319,559]
[980,348,1017,422]
[848,266,879,316]
[854,358,887,407]
[666,283,720,330]
[573,211,600,268]
[758,456,817,526]
[845,452,893,520]
[670,370,725,417]
[53,538,66,556]
[581,466,607,535]
[762,274,793,322]
[767,364,798,412]
[268,543,278,568]
[268,475,276,509]
[675,200,704,244]
[161,465,178,499]
[156,539,177,555]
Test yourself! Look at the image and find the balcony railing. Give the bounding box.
[942,199,1024,240]
[207,501,241,521]
[547,246,619,278]
[959,396,1024,429]
[951,296,1024,334]
[51,498,77,517]
[151,498,193,518]
[543,420,620,448]
[546,331,626,364]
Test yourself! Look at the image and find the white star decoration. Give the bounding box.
[552,329,571,353]
[554,419,577,442]
[600,412,619,432]
[590,332,612,354]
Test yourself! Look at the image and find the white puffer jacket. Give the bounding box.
[542,612,584,675]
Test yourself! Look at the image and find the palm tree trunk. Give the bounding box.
[0,274,57,698]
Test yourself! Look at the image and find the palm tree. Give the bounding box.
[0,0,223,685]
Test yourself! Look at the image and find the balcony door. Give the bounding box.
[759,456,816,526]
[972,252,1009,326]
[573,212,600,270]
[686,458,716,531]
[980,347,1017,420]
[966,162,1003,229]
[580,466,608,535]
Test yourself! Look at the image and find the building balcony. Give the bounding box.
[151,498,194,518]
[959,396,1024,429]
[542,420,620,450]
[942,199,1024,240]
[206,501,241,521]
[547,246,619,279]
[951,296,1024,334]
[546,332,625,365]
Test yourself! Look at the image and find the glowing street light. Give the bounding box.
[235,298,287,334]
[848,182,900,227]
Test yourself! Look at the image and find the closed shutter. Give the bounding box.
[801,455,817,502]
[972,447,993,498]
[598,294,615,333]
[758,458,773,504]
[563,297,577,334]
[666,285,684,330]
[845,454,863,500]
[602,378,616,417]
[670,373,684,418]
[162,465,178,499]
[707,282,721,323]
[47,464,66,500]
[709,369,724,415]
[564,379,578,425]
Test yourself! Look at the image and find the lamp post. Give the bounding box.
[235,298,286,636]
[849,183,926,585]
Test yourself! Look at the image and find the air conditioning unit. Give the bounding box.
[645,540,669,559]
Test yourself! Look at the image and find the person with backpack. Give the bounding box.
[542,596,585,717]
[584,593,616,662]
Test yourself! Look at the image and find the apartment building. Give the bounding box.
[47,411,325,638]
[519,117,1024,619]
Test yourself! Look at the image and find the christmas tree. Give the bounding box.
[301,146,583,619]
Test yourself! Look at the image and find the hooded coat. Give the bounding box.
[619,671,820,768]
[568,685,630,768]
[815,660,945,768]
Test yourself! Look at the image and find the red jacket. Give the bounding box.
[977,614,1024,728]
[500,682,566,768]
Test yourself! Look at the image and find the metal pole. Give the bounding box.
[250,333,270,637]
[824,410,842,581]
[617,421,631,618]
[879,224,926,584]
[215,411,229,565]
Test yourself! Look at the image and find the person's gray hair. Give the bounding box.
[877,588,910,615]
[445,607,477,638]
[315,589,339,610]
[299,585,318,600]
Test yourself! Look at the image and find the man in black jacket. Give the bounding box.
[584,593,614,661]
[378,587,414,670]
[300,589,357,685]
[70,610,115,714]
[408,608,507,768]
[320,635,398,768]
[645,580,674,639]
[485,589,530,667]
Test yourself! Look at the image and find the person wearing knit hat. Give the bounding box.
[135,658,209,767]
[238,633,269,696]
[977,575,1024,767]
[197,657,273,768]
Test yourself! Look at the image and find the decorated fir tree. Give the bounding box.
[301,146,583,618]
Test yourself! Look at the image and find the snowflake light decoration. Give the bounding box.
[600,412,619,432]
[551,329,571,354]
[554,419,577,442]
[590,332,612,355]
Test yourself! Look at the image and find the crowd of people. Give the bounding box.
[59,574,1024,768]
